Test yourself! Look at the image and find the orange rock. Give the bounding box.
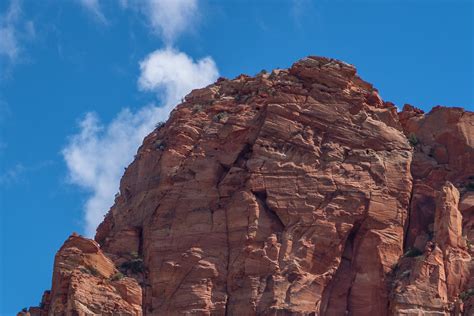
[25,235,142,315]
[390,182,471,314]
[95,56,413,315]
[435,182,464,251]
[395,104,473,315]
[22,57,473,315]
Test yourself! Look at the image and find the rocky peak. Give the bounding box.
[20,56,473,316]
[435,182,464,251]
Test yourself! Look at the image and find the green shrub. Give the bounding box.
[89,266,100,276]
[192,104,203,113]
[460,288,474,301]
[110,272,124,281]
[466,238,473,250]
[466,182,474,191]
[403,247,423,258]
[155,121,165,129]
[408,133,418,146]
[154,140,166,151]
[213,111,228,123]
[80,265,100,277]
[120,258,144,274]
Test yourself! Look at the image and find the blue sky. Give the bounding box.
[0,0,472,314]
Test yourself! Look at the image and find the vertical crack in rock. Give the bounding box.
[320,220,362,315]
[137,226,144,256]
[218,94,270,315]
[403,181,416,252]
[218,141,259,316]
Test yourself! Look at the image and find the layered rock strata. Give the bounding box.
[24,234,142,316]
[20,57,473,316]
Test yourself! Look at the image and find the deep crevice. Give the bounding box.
[220,144,254,316]
[234,143,253,167]
[403,183,415,252]
[137,226,144,257]
[253,191,285,234]
[320,220,362,315]
[220,102,270,316]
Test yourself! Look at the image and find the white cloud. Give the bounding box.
[63,107,164,236]
[143,0,198,45]
[63,49,218,236]
[78,0,107,24]
[65,0,217,236]
[0,0,34,63]
[138,48,218,106]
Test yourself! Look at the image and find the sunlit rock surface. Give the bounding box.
[20,57,473,316]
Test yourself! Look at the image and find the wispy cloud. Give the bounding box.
[0,163,25,185]
[118,0,129,9]
[0,160,53,186]
[0,0,21,61]
[77,0,107,24]
[142,0,198,46]
[63,107,165,235]
[82,0,198,45]
[63,0,219,236]
[79,0,198,42]
[0,0,35,65]
[0,100,11,154]
[290,0,316,29]
[63,48,218,236]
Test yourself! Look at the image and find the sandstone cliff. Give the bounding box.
[20,56,473,315]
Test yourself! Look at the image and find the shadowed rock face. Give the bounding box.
[20,57,473,316]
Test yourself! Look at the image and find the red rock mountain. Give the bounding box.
[20,57,473,315]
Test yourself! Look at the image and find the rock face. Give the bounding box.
[23,234,142,316]
[390,105,474,315]
[390,182,471,315]
[20,57,473,315]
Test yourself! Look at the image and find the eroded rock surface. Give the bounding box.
[390,182,471,315]
[21,57,473,315]
[389,105,474,315]
[21,234,142,316]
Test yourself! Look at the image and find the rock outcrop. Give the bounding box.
[23,234,142,316]
[20,57,473,315]
[390,105,474,315]
[389,182,471,315]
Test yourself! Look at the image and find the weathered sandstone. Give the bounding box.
[20,57,473,315]
[21,234,142,316]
